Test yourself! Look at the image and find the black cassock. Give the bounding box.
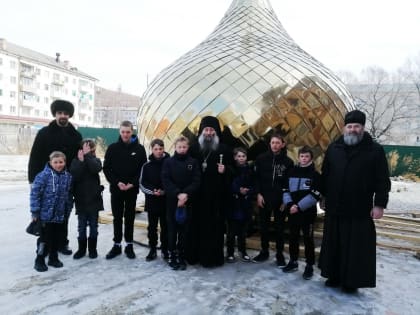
[187,141,233,267]
[319,133,390,288]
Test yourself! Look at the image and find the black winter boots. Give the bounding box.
[73,239,87,259]
[34,242,48,272]
[106,244,122,259]
[48,252,63,268]
[146,248,157,261]
[88,237,98,259]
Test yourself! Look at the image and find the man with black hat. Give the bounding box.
[187,116,233,267]
[28,99,82,255]
[319,109,391,293]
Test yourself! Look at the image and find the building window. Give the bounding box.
[0,89,2,96]
[72,90,76,96]
[35,109,40,116]
[22,107,31,115]
[0,58,3,65]
[64,76,68,83]
[36,82,40,89]
[35,68,41,75]
[10,91,16,98]
[44,111,48,117]
[44,97,49,104]
[0,73,2,80]
[0,104,2,111]
[73,78,76,84]
[44,84,49,91]
[10,106,16,113]
[10,76,16,84]
[44,70,49,78]
[10,60,16,69]
[53,73,59,80]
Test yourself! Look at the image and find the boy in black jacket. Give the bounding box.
[226,147,254,263]
[70,139,104,259]
[253,133,294,266]
[162,136,201,270]
[140,139,170,261]
[103,121,147,259]
[282,146,321,279]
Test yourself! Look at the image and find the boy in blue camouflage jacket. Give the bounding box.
[30,151,73,272]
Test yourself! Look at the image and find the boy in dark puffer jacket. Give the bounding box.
[70,139,104,259]
[140,139,170,261]
[162,136,201,270]
[226,147,255,263]
[282,146,321,279]
[30,151,73,272]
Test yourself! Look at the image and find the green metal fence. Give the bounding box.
[78,127,420,179]
[383,145,420,179]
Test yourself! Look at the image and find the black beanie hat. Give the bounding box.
[198,116,222,138]
[344,109,366,126]
[50,100,74,117]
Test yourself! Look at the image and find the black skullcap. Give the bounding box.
[344,109,366,126]
[50,100,74,117]
[198,116,222,137]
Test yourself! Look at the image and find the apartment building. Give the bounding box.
[0,38,97,127]
[94,86,141,128]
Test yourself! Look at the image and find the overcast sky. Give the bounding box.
[2,0,420,95]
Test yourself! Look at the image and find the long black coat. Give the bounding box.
[187,141,233,267]
[28,120,82,183]
[70,153,104,215]
[319,132,391,288]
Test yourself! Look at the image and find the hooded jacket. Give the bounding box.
[103,135,147,194]
[282,163,321,213]
[70,153,104,215]
[254,148,294,205]
[30,163,73,223]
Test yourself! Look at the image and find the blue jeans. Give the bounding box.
[77,213,98,239]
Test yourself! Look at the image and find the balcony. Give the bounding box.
[52,78,64,86]
[20,83,36,94]
[21,98,37,108]
[50,89,66,99]
[20,69,36,78]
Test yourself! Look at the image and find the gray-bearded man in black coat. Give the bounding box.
[319,109,391,293]
[187,116,233,267]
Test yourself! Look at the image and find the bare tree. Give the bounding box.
[345,66,416,143]
[400,53,420,106]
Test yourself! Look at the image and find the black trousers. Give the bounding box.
[166,206,188,257]
[111,189,137,243]
[258,202,286,254]
[288,211,316,265]
[226,220,248,255]
[58,218,69,248]
[39,222,63,257]
[147,203,168,251]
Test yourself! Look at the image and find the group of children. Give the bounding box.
[31,139,103,272]
[30,135,321,280]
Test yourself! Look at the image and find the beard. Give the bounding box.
[343,132,364,146]
[57,118,69,127]
[198,133,220,151]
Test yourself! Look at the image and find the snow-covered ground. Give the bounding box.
[0,155,419,315]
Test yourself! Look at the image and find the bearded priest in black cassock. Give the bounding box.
[187,116,233,267]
